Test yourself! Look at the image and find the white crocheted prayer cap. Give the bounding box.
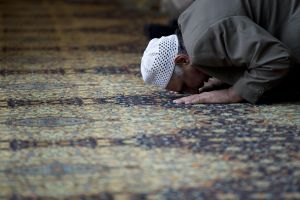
[141,35,179,88]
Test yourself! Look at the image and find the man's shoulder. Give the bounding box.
[178,0,245,41]
[179,0,244,23]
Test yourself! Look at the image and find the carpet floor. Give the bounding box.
[0,0,299,199]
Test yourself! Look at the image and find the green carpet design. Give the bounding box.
[0,0,299,199]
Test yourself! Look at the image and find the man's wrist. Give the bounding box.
[228,87,244,103]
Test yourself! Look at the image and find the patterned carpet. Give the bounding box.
[0,0,299,199]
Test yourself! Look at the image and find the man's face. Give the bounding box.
[166,64,209,94]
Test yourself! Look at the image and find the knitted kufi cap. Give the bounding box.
[141,35,179,88]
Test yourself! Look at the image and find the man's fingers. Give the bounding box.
[173,97,187,104]
[198,83,215,93]
[198,87,205,93]
[199,86,210,93]
[173,95,204,104]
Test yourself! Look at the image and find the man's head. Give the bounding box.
[141,34,209,94]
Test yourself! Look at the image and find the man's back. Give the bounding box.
[179,0,300,61]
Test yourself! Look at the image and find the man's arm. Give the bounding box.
[182,16,292,104]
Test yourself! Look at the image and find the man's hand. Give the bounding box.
[173,87,244,104]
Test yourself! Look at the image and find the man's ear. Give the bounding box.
[174,54,190,65]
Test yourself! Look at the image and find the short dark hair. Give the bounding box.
[175,29,187,55]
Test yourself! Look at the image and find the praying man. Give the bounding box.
[141,0,300,104]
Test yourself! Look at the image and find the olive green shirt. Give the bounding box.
[178,0,300,103]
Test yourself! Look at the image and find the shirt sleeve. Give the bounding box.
[189,16,292,103]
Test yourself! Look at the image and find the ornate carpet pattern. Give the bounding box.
[0,0,299,199]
